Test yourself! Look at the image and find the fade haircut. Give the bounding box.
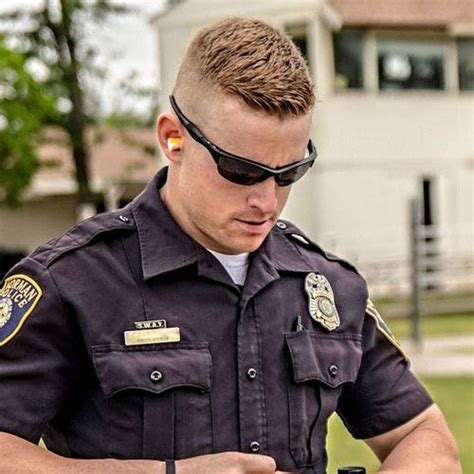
[173,17,315,118]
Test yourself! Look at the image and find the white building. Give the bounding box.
[150,0,474,293]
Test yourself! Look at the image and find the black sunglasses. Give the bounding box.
[169,95,317,187]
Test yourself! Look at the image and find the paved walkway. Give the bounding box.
[399,335,474,376]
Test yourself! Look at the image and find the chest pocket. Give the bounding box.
[92,343,213,460]
[285,331,362,469]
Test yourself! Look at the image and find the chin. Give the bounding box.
[230,237,265,254]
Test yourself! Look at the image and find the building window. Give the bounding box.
[377,38,445,91]
[285,23,310,67]
[458,38,474,91]
[333,30,363,90]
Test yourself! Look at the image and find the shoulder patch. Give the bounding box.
[0,274,43,347]
[366,299,408,359]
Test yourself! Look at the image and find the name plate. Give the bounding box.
[124,327,181,346]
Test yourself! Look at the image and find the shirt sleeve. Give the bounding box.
[0,256,78,443]
[336,301,433,439]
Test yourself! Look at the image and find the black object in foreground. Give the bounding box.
[338,467,366,473]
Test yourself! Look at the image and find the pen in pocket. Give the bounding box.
[295,315,306,332]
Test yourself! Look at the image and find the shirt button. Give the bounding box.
[276,221,287,229]
[249,441,261,453]
[119,215,129,222]
[328,364,339,376]
[247,368,257,380]
[150,370,163,382]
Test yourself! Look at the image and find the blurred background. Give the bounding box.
[0,0,473,471]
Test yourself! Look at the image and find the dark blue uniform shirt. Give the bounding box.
[0,167,432,472]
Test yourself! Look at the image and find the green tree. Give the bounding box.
[0,40,56,207]
[0,0,133,217]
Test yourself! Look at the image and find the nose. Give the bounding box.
[246,177,279,213]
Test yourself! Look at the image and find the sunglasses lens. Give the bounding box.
[216,156,266,185]
[276,162,313,186]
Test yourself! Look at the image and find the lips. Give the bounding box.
[235,218,272,234]
[240,219,267,226]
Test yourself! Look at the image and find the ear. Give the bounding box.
[156,113,184,163]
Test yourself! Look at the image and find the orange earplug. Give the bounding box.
[167,137,182,151]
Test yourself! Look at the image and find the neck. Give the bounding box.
[159,181,204,249]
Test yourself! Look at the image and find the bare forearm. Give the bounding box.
[365,405,461,473]
[0,432,164,474]
[0,432,281,474]
[378,425,461,473]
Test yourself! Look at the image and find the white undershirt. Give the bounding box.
[207,249,250,286]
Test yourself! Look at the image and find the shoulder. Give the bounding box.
[273,218,362,277]
[273,218,369,306]
[29,208,136,269]
[272,219,370,330]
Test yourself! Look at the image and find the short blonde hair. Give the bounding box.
[174,17,315,118]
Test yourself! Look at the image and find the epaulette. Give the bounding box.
[31,209,136,268]
[274,219,361,275]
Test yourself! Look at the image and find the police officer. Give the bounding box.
[0,18,460,474]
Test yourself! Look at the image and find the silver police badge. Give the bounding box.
[304,273,340,331]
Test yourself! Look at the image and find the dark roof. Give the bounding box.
[329,0,474,28]
[37,127,160,185]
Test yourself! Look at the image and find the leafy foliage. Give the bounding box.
[0,40,56,207]
[0,0,142,210]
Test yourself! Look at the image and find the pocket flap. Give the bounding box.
[285,331,361,388]
[92,343,212,398]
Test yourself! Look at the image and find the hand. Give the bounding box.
[175,451,290,473]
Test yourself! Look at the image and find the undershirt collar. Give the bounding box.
[207,249,250,286]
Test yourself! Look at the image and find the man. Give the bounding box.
[0,18,460,473]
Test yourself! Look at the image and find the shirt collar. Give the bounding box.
[132,167,199,280]
[132,167,316,281]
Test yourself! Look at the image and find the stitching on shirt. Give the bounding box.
[132,202,152,275]
[285,331,362,342]
[119,234,150,320]
[92,342,210,352]
[41,217,134,268]
[236,314,243,448]
[253,299,268,452]
[310,332,362,342]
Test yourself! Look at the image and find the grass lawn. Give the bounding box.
[327,376,474,473]
[385,312,474,339]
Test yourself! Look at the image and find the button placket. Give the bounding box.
[237,300,266,454]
